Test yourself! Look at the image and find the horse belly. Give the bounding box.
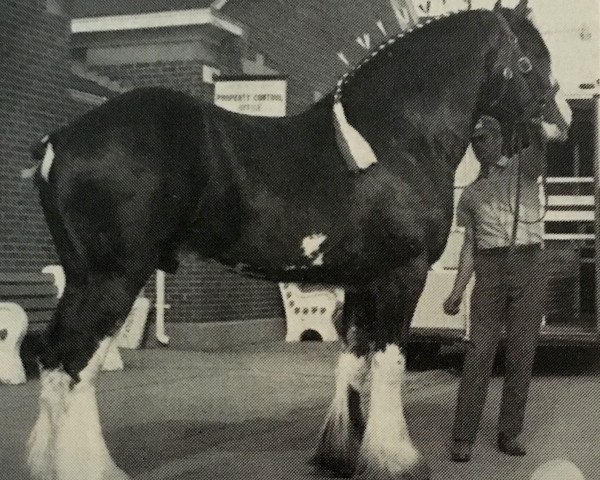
[204,199,368,283]
[194,176,436,284]
[212,211,414,285]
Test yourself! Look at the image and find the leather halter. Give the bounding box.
[489,12,551,124]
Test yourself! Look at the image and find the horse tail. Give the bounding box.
[29,132,93,279]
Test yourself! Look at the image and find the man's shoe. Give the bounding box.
[450,441,472,462]
[497,433,526,456]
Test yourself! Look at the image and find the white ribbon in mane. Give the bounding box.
[333,100,378,173]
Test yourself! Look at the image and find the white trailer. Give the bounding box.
[411,94,600,347]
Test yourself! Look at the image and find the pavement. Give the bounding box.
[1,342,599,480]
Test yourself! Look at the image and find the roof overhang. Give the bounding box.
[69,89,107,106]
[71,8,244,37]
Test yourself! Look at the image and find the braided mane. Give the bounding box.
[330,8,501,172]
[333,9,482,103]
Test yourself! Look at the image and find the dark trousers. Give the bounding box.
[452,247,544,442]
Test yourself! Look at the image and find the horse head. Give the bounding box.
[481,0,572,155]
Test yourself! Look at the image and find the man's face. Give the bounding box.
[471,131,503,167]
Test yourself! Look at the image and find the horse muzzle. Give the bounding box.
[540,120,569,142]
[540,86,572,142]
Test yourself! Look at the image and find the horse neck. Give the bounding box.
[341,11,499,172]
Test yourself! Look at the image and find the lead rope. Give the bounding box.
[509,151,522,251]
[508,133,549,252]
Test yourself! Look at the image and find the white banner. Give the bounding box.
[214,76,287,117]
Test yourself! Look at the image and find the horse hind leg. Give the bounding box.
[28,273,145,480]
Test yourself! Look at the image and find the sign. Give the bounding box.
[214,76,287,117]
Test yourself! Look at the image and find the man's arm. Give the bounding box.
[443,223,475,315]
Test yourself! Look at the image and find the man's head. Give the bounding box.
[471,116,503,167]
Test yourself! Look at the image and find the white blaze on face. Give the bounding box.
[40,142,55,181]
[301,233,327,266]
[542,75,572,140]
[552,76,572,125]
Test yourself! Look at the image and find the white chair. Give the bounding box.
[117,297,151,349]
[0,303,28,384]
[279,283,343,342]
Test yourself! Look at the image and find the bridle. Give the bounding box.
[487,12,554,249]
[488,12,552,132]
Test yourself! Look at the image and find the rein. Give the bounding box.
[487,12,550,249]
[509,153,521,249]
[507,134,549,251]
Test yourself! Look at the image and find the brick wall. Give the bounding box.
[162,255,283,323]
[223,0,415,113]
[0,0,73,273]
[93,60,215,104]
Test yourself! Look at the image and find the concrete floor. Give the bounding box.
[1,342,599,480]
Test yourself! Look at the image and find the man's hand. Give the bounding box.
[444,293,463,316]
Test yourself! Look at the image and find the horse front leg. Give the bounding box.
[314,291,372,477]
[28,273,141,480]
[355,261,430,480]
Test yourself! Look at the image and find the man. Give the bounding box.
[444,115,545,462]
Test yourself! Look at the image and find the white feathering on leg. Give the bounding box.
[314,351,368,474]
[323,351,368,432]
[54,382,129,480]
[28,370,71,480]
[356,344,429,479]
[28,339,131,480]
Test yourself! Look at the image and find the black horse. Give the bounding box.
[27,2,570,480]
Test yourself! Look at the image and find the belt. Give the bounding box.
[477,244,542,255]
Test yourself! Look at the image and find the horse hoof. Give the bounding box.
[312,434,360,478]
[311,454,356,478]
[312,421,362,478]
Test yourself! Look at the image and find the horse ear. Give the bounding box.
[493,0,502,11]
[514,0,529,18]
